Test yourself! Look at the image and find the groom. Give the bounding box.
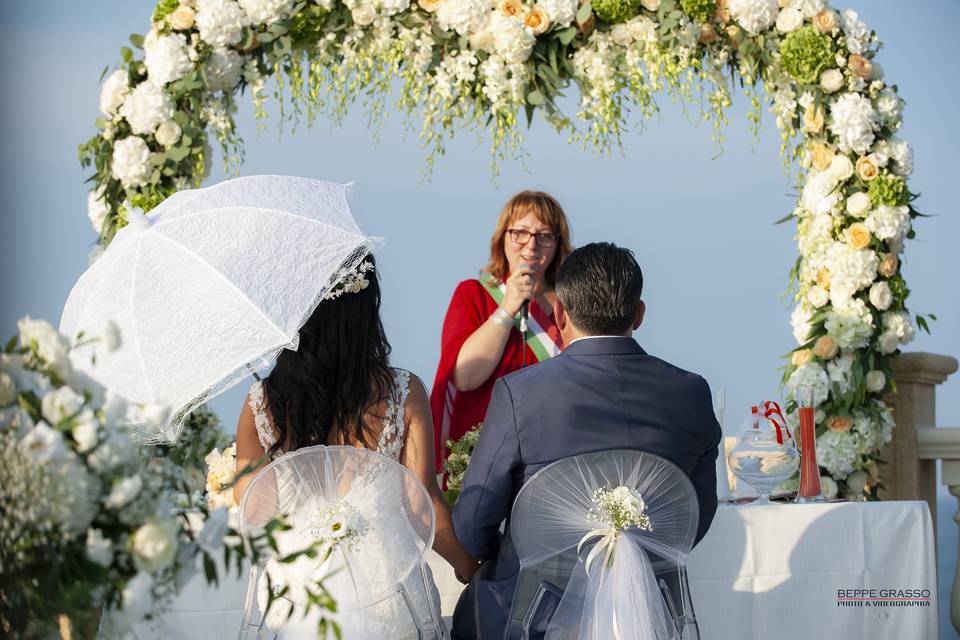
[451,242,722,640]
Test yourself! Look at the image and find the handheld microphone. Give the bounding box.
[518,262,531,335]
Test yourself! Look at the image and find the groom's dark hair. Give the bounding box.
[556,242,643,335]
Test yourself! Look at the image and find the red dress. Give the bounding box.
[429,277,563,471]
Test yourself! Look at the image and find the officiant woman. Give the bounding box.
[430,191,572,471]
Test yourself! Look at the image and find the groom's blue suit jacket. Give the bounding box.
[451,336,722,640]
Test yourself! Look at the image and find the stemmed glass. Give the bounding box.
[712,389,732,500]
[728,406,800,505]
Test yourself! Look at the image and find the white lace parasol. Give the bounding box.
[60,175,379,441]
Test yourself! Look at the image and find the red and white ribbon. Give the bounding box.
[761,400,792,445]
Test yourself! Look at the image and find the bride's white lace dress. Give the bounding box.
[248,369,443,639]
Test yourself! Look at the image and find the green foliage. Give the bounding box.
[680,0,716,24]
[779,25,835,85]
[152,0,180,24]
[868,174,908,207]
[593,0,641,24]
[289,5,330,44]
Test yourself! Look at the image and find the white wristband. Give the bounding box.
[490,306,515,329]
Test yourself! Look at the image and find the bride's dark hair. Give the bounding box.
[262,254,393,455]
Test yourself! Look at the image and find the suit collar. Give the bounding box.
[561,336,646,356]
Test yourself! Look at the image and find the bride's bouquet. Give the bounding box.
[443,423,482,504]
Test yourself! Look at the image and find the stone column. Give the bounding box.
[879,352,958,523]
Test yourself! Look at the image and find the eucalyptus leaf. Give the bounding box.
[129,33,144,49]
[526,90,545,106]
[557,26,577,45]
[576,3,592,24]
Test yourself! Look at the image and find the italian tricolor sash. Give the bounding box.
[480,276,563,362]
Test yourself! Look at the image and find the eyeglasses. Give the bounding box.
[507,228,558,247]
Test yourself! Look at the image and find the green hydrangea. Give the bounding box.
[593,0,641,24]
[290,5,330,44]
[779,26,835,85]
[152,0,180,24]
[128,187,174,214]
[868,174,908,207]
[681,0,716,24]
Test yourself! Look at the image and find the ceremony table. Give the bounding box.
[133,501,937,639]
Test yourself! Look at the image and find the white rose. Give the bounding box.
[805,285,829,308]
[627,15,658,42]
[868,281,892,311]
[845,191,871,217]
[611,24,633,46]
[19,421,67,463]
[120,81,174,135]
[105,475,143,509]
[100,69,130,118]
[876,331,899,354]
[72,409,100,453]
[350,3,376,26]
[154,120,182,148]
[865,370,886,393]
[775,7,803,32]
[87,186,110,234]
[17,316,72,379]
[143,30,194,86]
[86,528,114,567]
[132,518,179,573]
[381,0,411,14]
[828,154,854,181]
[41,386,84,425]
[819,68,844,93]
[640,0,660,10]
[111,136,153,189]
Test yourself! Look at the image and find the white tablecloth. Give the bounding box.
[137,501,937,639]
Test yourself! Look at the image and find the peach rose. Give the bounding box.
[811,144,834,172]
[419,0,443,12]
[855,155,879,182]
[500,0,524,18]
[848,54,873,79]
[715,0,730,23]
[813,335,839,360]
[168,6,196,30]
[825,415,854,432]
[699,23,718,43]
[877,253,899,278]
[845,223,872,250]
[725,24,741,46]
[792,349,814,367]
[816,268,831,290]
[525,7,551,35]
[802,104,824,134]
[812,9,838,33]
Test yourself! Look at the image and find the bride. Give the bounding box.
[232,255,479,638]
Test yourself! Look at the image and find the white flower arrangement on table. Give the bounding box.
[0,317,338,638]
[78,1,932,503]
[578,485,652,572]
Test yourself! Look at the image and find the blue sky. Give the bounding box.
[1,3,958,633]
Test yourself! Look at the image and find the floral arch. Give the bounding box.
[80,0,933,499]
